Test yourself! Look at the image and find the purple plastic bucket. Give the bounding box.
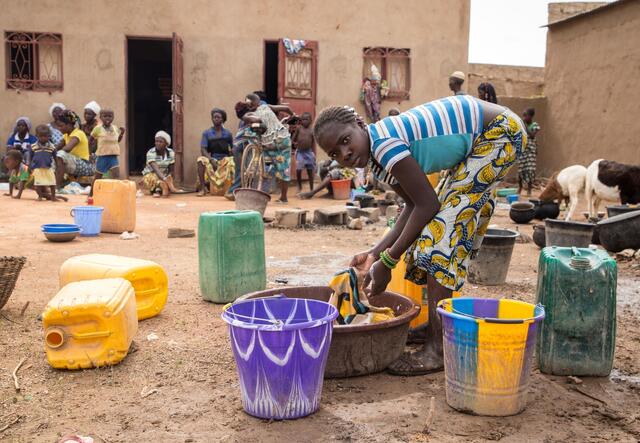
[222,295,338,419]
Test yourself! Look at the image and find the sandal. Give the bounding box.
[386,352,444,376]
[275,199,288,204]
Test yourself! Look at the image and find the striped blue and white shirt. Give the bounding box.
[367,96,484,185]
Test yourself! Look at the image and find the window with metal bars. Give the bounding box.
[363,47,411,100]
[5,31,63,91]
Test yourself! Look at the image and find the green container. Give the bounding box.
[536,246,617,376]
[198,210,266,304]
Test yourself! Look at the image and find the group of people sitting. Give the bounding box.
[3,102,125,200]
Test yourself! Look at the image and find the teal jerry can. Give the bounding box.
[198,210,266,303]
[536,246,616,376]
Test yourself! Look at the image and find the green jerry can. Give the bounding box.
[536,246,617,376]
[198,210,266,303]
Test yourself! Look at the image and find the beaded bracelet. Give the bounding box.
[379,249,399,269]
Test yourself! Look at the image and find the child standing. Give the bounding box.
[313,96,526,375]
[31,125,58,201]
[518,107,540,196]
[3,150,29,199]
[89,109,125,196]
[292,112,316,191]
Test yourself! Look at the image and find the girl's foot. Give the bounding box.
[196,189,207,197]
[386,346,444,376]
[152,191,162,198]
[275,199,288,204]
[299,192,313,200]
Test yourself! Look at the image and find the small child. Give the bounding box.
[292,112,316,191]
[3,149,29,199]
[31,125,58,201]
[89,108,125,196]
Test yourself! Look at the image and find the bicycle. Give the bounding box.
[240,116,299,190]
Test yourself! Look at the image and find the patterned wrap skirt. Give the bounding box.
[405,109,527,291]
[518,138,537,186]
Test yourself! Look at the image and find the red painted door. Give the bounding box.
[277,40,318,177]
[277,40,318,117]
[171,33,184,183]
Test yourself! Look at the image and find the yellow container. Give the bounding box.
[93,179,136,233]
[385,226,460,329]
[43,278,138,369]
[59,254,168,320]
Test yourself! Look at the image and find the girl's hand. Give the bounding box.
[350,251,376,277]
[364,261,392,297]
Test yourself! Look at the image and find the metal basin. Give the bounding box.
[239,286,420,378]
[597,210,640,252]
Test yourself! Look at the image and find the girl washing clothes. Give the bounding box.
[313,95,527,375]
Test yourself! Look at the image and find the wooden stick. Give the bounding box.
[422,396,436,435]
[12,357,27,392]
[0,312,19,325]
[0,416,20,433]
[571,386,607,404]
[19,302,29,317]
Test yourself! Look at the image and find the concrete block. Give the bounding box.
[275,208,308,228]
[346,206,381,222]
[313,206,348,225]
[384,191,398,202]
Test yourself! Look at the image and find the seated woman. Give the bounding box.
[6,116,36,165]
[197,108,235,196]
[47,103,65,146]
[142,131,177,198]
[55,110,95,189]
[299,160,358,199]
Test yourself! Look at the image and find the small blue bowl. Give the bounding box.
[506,195,519,205]
[41,223,82,233]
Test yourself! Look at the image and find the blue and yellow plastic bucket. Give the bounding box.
[437,297,545,416]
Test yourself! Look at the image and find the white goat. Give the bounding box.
[539,165,587,221]
[585,159,621,219]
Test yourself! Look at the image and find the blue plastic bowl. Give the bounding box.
[41,224,82,233]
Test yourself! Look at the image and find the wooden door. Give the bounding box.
[171,33,184,183]
[277,40,318,118]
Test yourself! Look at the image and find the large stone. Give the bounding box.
[348,218,364,230]
[385,205,400,218]
[275,208,308,228]
[313,206,348,225]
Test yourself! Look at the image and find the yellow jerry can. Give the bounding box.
[92,179,136,233]
[59,254,168,320]
[43,278,138,369]
[385,224,461,330]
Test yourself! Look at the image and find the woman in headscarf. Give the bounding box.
[142,131,177,197]
[48,103,65,146]
[82,101,101,138]
[477,82,498,104]
[55,110,95,188]
[6,117,36,165]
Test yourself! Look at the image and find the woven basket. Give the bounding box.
[0,256,26,310]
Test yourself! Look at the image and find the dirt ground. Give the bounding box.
[1,188,639,442]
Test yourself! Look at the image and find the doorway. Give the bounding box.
[263,41,279,105]
[126,38,173,175]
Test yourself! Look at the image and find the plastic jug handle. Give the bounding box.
[71,330,112,340]
[69,209,75,217]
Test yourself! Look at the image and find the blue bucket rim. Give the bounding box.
[222,296,338,331]
[71,205,104,211]
[437,297,545,324]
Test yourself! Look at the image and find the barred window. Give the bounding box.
[5,31,63,91]
[363,47,411,100]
